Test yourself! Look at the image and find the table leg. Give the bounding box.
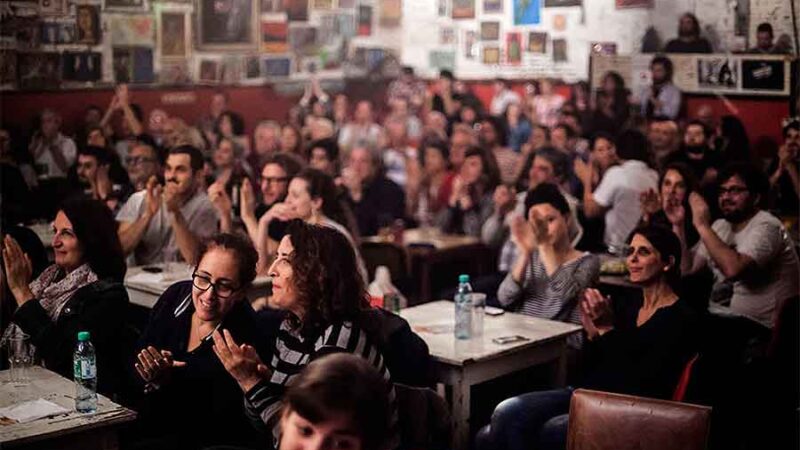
[552,344,568,387]
[451,374,471,450]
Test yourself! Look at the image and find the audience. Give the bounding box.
[117,145,218,265]
[478,224,699,450]
[387,66,427,113]
[686,163,799,331]
[438,146,499,236]
[648,117,681,169]
[641,56,682,120]
[490,78,521,117]
[666,119,720,187]
[479,116,520,185]
[75,145,132,212]
[125,140,163,191]
[338,100,382,152]
[3,197,130,396]
[406,138,455,225]
[640,162,700,251]
[769,118,800,215]
[591,71,630,136]
[504,102,532,154]
[527,79,564,128]
[747,22,792,54]
[307,137,340,177]
[29,109,77,179]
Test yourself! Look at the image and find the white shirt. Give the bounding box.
[695,210,800,328]
[593,160,659,249]
[490,89,521,116]
[30,133,76,178]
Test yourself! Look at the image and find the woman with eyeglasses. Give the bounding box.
[129,233,266,449]
[212,220,398,448]
[477,224,699,450]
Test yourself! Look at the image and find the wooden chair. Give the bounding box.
[567,389,711,450]
[360,241,409,291]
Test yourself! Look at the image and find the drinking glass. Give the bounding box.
[3,332,34,382]
[470,293,487,338]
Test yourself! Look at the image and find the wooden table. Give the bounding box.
[0,366,136,450]
[365,228,493,303]
[124,263,272,309]
[400,301,582,450]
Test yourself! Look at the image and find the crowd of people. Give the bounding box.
[0,15,798,450]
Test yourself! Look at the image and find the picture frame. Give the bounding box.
[103,0,148,12]
[452,0,475,19]
[62,51,102,82]
[527,31,547,53]
[483,45,500,64]
[506,32,522,64]
[480,21,499,41]
[544,0,581,6]
[75,5,101,45]
[157,5,192,59]
[18,52,61,89]
[262,55,292,77]
[262,16,289,53]
[197,0,259,51]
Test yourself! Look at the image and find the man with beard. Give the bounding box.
[664,13,713,53]
[75,145,132,213]
[647,117,681,170]
[666,120,720,187]
[641,56,682,120]
[687,163,799,331]
[768,119,800,215]
[117,145,218,265]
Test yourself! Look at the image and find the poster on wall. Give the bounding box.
[590,42,617,55]
[158,9,191,59]
[452,0,475,19]
[437,0,448,17]
[544,0,580,6]
[242,55,262,79]
[62,51,101,82]
[380,0,402,27]
[697,57,738,89]
[480,21,499,40]
[286,0,308,20]
[111,15,154,47]
[198,58,220,83]
[312,0,333,10]
[40,0,67,16]
[198,0,258,50]
[741,59,785,92]
[262,17,289,53]
[513,0,540,25]
[220,56,242,83]
[358,5,372,36]
[263,56,291,77]
[464,30,478,58]
[339,0,356,7]
[482,0,502,13]
[113,47,154,83]
[104,0,147,12]
[159,60,191,84]
[440,27,455,44]
[552,38,567,61]
[506,32,521,64]
[615,0,652,8]
[527,31,546,53]
[289,25,318,56]
[429,50,455,71]
[18,52,60,89]
[483,46,499,64]
[76,5,101,45]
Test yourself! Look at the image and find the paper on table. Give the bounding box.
[0,398,70,424]
[126,271,169,286]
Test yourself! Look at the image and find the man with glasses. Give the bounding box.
[117,145,218,265]
[686,162,799,331]
[125,141,163,191]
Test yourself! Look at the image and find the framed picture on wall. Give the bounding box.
[104,0,147,12]
[111,15,155,47]
[358,5,372,36]
[62,51,101,82]
[380,0,402,27]
[159,60,191,84]
[75,5,101,45]
[263,56,292,77]
[40,0,67,16]
[552,38,567,61]
[483,46,500,64]
[513,0,540,25]
[158,7,191,59]
[18,52,61,89]
[452,0,475,19]
[480,21,499,40]
[527,32,546,53]
[506,32,522,64]
[286,0,309,21]
[262,17,289,53]
[615,0,652,8]
[198,58,221,83]
[198,0,259,50]
[483,0,502,13]
[261,0,284,13]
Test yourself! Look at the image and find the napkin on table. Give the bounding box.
[0,398,70,424]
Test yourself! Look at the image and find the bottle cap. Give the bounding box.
[459,274,470,283]
[77,331,90,342]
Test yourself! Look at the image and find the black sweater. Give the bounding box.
[12,278,133,398]
[581,297,699,400]
[131,281,268,449]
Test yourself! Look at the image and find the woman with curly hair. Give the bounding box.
[212,220,397,447]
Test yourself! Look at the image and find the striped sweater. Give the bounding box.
[244,319,398,448]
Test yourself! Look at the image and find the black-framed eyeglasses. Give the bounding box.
[718,186,748,197]
[125,156,155,166]
[192,272,239,298]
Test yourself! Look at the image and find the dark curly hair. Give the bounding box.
[197,233,258,288]
[284,220,368,334]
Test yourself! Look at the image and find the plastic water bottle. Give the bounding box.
[73,331,97,414]
[454,274,473,340]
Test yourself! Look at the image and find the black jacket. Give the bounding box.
[12,278,133,398]
[130,280,267,450]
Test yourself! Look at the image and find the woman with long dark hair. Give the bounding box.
[590,71,630,136]
[437,146,500,236]
[2,197,130,395]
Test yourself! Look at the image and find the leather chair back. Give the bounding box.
[567,389,711,450]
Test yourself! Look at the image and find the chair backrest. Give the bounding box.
[567,389,711,450]
[360,241,409,288]
[394,383,450,450]
[672,353,700,402]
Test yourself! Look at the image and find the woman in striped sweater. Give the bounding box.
[212,220,396,448]
[497,183,599,347]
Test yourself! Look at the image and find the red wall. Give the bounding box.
[0,81,789,154]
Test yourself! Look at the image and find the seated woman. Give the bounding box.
[479,224,699,450]
[437,146,500,236]
[497,183,599,347]
[253,168,366,280]
[212,220,395,444]
[130,233,264,449]
[640,161,700,265]
[406,137,455,225]
[2,197,130,397]
[278,353,392,450]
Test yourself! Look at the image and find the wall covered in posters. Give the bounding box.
[400,0,796,81]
